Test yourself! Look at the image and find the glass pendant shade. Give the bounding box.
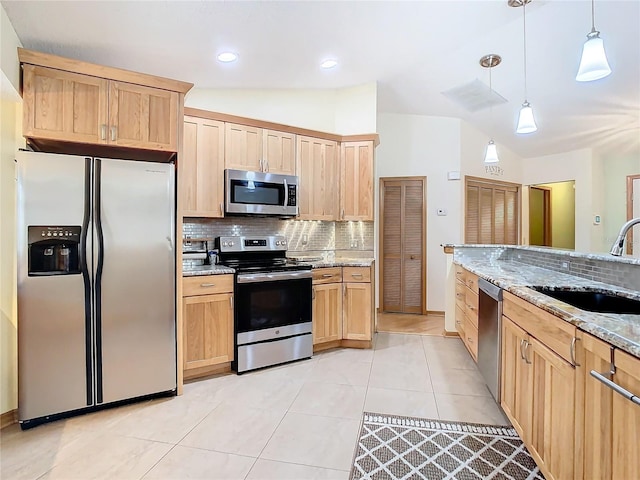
[516,101,538,134]
[484,140,499,164]
[576,31,612,82]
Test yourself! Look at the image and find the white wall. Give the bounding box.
[521,148,600,252]
[602,154,640,249]
[1,3,22,416]
[185,82,377,134]
[376,113,462,313]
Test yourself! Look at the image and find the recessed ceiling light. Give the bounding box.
[320,59,338,69]
[217,52,238,63]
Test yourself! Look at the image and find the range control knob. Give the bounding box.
[222,242,227,247]
[282,240,287,246]
[275,240,281,246]
[229,241,234,247]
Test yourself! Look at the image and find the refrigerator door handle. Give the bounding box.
[94,159,104,404]
[81,158,94,406]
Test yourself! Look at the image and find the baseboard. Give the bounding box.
[313,338,373,352]
[426,310,445,316]
[443,330,460,337]
[183,362,232,381]
[1,409,18,430]
[313,340,342,353]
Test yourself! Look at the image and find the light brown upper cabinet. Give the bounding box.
[340,141,374,221]
[296,135,339,220]
[22,65,109,145]
[181,116,225,218]
[108,82,178,151]
[224,124,296,175]
[19,48,192,154]
[263,129,296,175]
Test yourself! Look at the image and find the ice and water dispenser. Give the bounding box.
[28,226,81,276]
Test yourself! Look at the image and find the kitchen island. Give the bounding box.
[446,244,640,480]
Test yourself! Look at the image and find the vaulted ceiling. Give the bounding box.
[2,0,639,159]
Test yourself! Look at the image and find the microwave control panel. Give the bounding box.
[288,185,297,206]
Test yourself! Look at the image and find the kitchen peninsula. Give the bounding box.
[446,244,640,480]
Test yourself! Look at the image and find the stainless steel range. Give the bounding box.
[215,235,313,373]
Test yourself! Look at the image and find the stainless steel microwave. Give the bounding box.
[225,169,299,217]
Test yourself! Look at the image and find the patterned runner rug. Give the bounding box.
[350,413,544,480]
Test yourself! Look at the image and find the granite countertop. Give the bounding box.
[454,258,640,358]
[182,265,235,277]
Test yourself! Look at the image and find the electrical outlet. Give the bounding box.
[351,240,359,249]
[562,262,569,270]
[302,234,308,245]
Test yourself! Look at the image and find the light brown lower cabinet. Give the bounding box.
[312,283,343,344]
[575,331,640,479]
[312,265,374,348]
[343,282,372,341]
[182,275,234,380]
[501,293,576,480]
[454,265,478,360]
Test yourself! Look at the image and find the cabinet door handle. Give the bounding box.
[220,203,224,215]
[523,340,532,364]
[341,209,345,219]
[265,160,269,172]
[519,338,526,361]
[110,126,117,141]
[322,274,333,278]
[570,337,580,366]
[200,283,215,287]
[343,284,346,297]
[312,287,315,300]
[590,370,640,405]
[230,295,233,309]
[101,124,107,140]
[351,273,363,278]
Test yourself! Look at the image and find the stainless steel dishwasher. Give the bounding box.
[477,278,503,402]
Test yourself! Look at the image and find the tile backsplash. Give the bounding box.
[183,218,374,264]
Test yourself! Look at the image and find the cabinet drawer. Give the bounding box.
[455,281,466,310]
[313,267,342,284]
[463,315,478,361]
[503,291,576,364]
[455,305,466,334]
[465,271,479,294]
[343,267,371,283]
[183,274,234,297]
[465,289,479,328]
[455,265,465,281]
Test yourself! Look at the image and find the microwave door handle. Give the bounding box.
[283,179,288,207]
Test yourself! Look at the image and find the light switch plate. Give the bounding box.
[447,171,461,181]
[594,215,601,225]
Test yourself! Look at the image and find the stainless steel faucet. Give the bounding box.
[610,217,640,256]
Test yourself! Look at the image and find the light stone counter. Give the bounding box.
[453,255,640,358]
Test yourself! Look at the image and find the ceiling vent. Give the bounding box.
[442,79,508,113]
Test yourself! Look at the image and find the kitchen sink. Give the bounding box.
[530,287,640,315]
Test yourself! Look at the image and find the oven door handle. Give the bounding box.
[237,270,312,283]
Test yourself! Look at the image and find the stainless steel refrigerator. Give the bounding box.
[17,151,176,427]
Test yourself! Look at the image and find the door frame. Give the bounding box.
[378,176,427,315]
[626,174,640,255]
[529,185,552,247]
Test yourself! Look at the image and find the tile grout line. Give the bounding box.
[138,400,227,479]
[422,335,443,420]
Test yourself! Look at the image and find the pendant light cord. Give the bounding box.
[523,1,528,101]
[489,63,494,136]
[591,0,596,32]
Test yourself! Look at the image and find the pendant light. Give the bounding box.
[480,54,502,164]
[510,0,538,134]
[576,0,611,82]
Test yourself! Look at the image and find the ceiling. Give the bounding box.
[2,0,639,159]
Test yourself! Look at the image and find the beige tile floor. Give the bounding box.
[0,333,510,479]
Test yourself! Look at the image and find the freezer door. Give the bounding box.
[96,158,176,403]
[16,151,94,421]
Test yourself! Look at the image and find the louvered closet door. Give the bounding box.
[381,178,426,313]
[465,178,520,245]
